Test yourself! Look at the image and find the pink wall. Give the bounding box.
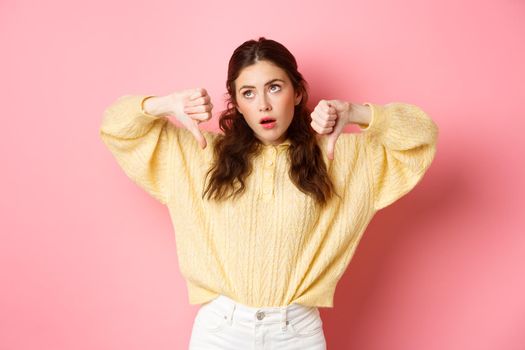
[1,0,524,349]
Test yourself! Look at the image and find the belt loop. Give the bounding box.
[280,306,287,331]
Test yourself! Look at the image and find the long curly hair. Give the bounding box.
[202,37,339,207]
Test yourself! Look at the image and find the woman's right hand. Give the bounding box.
[166,88,214,149]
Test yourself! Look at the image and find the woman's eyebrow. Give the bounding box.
[239,78,285,91]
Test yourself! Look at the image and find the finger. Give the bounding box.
[325,113,338,121]
[323,101,334,112]
[327,137,336,160]
[322,102,337,114]
[186,95,210,107]
[313,117,334,132]
[311,120,333,134]
[311,110,330,125]
[309,111,320,126]
[190,88,204,100]
[313,101,325,112]
[315,104,337,119]
[313,112,337,128]
[187,123,207,149]
[184,103,213,114]
[310,119,325,134]
[326,114,349,159]
[325,128,341,160]
[323,119,337,127]
[311,110,327,125]
[190,112,212,122]
[310,118,324,133]
[317,103,329,113]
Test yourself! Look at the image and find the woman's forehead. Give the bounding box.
[236,61,288,85]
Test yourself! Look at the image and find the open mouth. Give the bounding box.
[260,118,276,124]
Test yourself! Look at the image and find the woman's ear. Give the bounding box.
[295,92,302,106]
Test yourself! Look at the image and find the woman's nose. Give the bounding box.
[258,96,272,112]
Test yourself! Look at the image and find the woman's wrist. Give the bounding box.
[142,95,173,117]
[346,102,371,126]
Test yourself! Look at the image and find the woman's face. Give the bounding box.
[234,60,302,146]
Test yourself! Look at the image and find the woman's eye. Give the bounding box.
[270,84,281,92]
[242,85,281,98]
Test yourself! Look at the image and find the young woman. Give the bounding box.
[100,37,439,349]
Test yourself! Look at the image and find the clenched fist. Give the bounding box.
[310,99,352,160]
[167,88,214,149]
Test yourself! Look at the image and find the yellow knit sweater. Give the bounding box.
[99,95,439,308]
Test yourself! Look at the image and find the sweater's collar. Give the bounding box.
[262,138,291,148]
[279,138,292,147]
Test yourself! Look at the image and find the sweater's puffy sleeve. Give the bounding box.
[356,102,439,211]
[99,94,215,206]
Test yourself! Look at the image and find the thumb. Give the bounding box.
[326,133,337,160]
[325,114,347,160]
[186,121,207,149]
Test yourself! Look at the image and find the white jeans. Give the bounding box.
[189,294,327,349]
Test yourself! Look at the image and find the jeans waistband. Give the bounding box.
[200,294,319,331]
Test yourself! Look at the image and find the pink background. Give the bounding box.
[1,0,524,349]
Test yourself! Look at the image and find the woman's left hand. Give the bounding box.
[310,99,352,160]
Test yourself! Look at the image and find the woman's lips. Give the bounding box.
[260,116,275,123]
[260,117,277,129]
[261,121,276,129]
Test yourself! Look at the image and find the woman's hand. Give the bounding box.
[310,99,352,160]
[166,88,214,149]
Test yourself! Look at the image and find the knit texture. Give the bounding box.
[99,95,439,308]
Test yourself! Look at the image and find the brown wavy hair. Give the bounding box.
[202,37,339,207]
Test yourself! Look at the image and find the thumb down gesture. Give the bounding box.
[310,99,352,160]
[167,88,213,149]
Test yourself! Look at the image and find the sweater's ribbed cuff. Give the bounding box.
[100,95,165,139]
[116,95,162,120]
[140,95,159,118]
